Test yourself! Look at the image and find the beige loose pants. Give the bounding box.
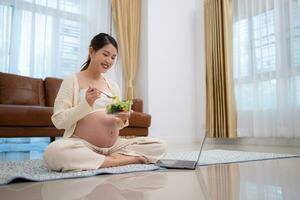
[44,137,167,172]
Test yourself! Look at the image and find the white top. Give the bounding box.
[51,74,122,138]
[78,89,114,112]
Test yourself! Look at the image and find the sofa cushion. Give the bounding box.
[45,77,63,107]
[0,105,53,126]
[0,72,45,106]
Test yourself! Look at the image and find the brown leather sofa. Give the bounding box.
[0,72,151,141]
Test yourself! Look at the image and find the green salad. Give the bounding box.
[106,96,133,114]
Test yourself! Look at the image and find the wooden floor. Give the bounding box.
[1,142,300,200]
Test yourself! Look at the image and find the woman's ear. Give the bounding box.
[89,47,94,58]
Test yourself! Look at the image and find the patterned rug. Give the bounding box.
[0,149,299,185]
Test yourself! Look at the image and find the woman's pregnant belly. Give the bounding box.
[74,111,119,148]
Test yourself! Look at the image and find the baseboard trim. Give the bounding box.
[206,137,300,147]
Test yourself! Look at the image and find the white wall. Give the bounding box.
[195,0,206,141]
[137,0,206,142]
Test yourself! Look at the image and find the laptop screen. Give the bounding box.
[194,132,207,166]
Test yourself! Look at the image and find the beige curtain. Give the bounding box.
[204,0,237,138]
[111,0,141,100]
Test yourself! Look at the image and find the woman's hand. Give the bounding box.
[103,112,130,130]
[86,86,100,106]
[114,111,130,124]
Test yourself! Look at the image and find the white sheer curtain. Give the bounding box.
[233,0,300,137]
[0,0,111,78]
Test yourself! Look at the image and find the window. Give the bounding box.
[0,0,85,78]
[233,0,300,137]
[234,9,277,111]
[234,3,300,111]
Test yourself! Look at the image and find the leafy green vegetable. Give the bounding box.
[106,96,133,114]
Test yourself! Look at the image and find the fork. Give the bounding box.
[98,89,115,99]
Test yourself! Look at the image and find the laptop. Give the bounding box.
[155,132,207,169]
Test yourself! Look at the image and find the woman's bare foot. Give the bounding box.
[101,153,148,168]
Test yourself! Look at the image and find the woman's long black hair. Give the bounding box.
[81,33,118,71]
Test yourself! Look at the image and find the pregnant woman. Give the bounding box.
[44,33,166,171]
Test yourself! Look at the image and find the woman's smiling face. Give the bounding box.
[89,44,117,74]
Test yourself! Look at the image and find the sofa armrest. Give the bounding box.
[131,98,143,112]
[128,111,151,128]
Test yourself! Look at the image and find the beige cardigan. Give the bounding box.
[51,74,121,138]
